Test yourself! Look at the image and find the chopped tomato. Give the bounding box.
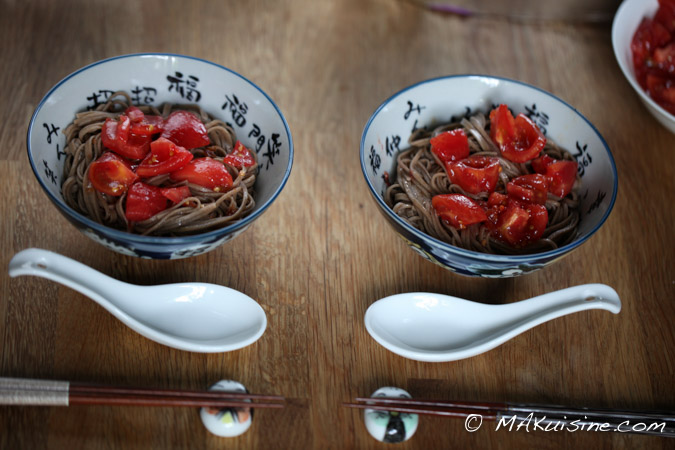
[125,106,145,123]
[489,105,546,163]
[506,174,549,205]
[487,200,548,247]
[161,186,192,204]
[655,0,675,33]
[489,104,516,148]
[170,157,233,191]
[223,141,256,168]
[487,191,508,207]
[101,115,151,160]
[87,152,139,196]
[431,194,487,229]
[125,182,168,222]
[430,129,470,165]
[136,137,194,177]
[123,106,164,137]
[447,155,501,194]
[160,110,210,149]
[531,155,578,198]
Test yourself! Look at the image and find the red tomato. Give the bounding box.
[447,156,501,194]
[161,186,192,204]
[506,174,549,205]
[87,152,139,196]
[488,200,548,247]
[487,191,508,207]
[136,137,194,177]
[430,129,470,165]
[489,104,516,148]
[223,141,256,168]
[125,106,145,123]
[431,194,487,229]
[101,116,151,160]
[125,182,168,222]
[489,105,546,163]
[655,0,675,32]
[530,154,555,174]
[531,155,578,198]
[160,111,210,149]
[170,157,233,191]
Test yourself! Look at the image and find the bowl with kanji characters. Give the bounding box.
[27,53,293,259]
[360,75,617,277]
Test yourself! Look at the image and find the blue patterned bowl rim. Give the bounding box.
[360,74,618,264]
[27,52,294,245]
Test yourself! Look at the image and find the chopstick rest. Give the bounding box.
[200,380,254,438]
[362,387,419,443]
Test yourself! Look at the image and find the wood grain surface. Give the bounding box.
[1,0,674,448]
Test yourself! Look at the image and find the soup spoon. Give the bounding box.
[364,284,621,362]
[8,248,267,353]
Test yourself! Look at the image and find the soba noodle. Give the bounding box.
[61,91,257,236]
[384,112,580,254]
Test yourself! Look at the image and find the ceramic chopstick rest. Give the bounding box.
[200,380,253,437]
[363,387,419,443]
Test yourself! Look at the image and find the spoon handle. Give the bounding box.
[8,248,127,313]
[497,284,621,332]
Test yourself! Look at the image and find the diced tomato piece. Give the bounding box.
[653,42,675,74]
[632,18,673,87]
[489,104,516,148]
[125,106,145,123]
[125,182,168,222]
[447,155,501,194]
[160,111,210,149]
[489,105,545,163]
[431,194,487,229]
[170,157,233,191]
[101,116,151,160]
[545,160,578,198]
[430,129,470,165]
[160,186,192,204]
[655,0,675,32]
[136,137,194,177]
[87,152,139,196]
[531,155,578,198]
[531,154,555,174]
[507,174,549,205]
[223,141,256,168]
[487,200,548,247]
[487,191,508,207]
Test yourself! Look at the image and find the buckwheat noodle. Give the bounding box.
[384,112,580,254]
[61,91,257,236]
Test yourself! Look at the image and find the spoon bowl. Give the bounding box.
[8,248,267,353]
[365,284,620,362]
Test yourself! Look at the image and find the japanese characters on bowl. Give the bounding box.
[360,75,617,277]
[27,54,293,259]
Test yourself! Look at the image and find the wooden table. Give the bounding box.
[1,0,673,448]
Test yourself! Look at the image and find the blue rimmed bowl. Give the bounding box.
[360,75,617,278]
[27,53,293,259]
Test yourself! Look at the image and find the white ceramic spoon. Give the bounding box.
[365,284,621,362]
[8,248,267,353]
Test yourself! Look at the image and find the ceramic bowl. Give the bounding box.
[360,75,617,278]
[27,53,293,259]
[612,0,675,133]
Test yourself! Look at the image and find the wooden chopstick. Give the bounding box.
[0,377,285,409]
[345,397,675,437]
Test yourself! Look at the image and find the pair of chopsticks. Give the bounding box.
[345,397,675,437]
[0,377,284,409]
